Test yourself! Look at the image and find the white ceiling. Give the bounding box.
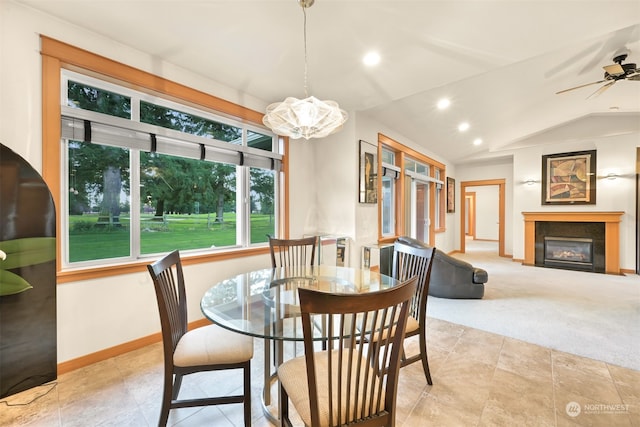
[15,0,640,164]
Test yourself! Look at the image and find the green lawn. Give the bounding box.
[68,213,274,262]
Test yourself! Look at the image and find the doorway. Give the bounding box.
[459,179,506,257]
[405,178,430,243]
[414,181,429,242]
[465,192,476,238]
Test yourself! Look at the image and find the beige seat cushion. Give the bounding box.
[174,324,253,367]
[364,314,419,343]
[405,315,419,334]
[278,350,385,426]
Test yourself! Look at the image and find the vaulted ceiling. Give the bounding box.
[15,0,640,164]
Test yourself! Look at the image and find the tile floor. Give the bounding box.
[1,317,638,427]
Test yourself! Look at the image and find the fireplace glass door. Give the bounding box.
[544,236,593,269]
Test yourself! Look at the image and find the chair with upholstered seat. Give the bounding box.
[263,236,319,404]
[391,239,436,385]
[277,276,418,427]
[266,236,318,336]
[147,250,253,427]
[268,235,318,271]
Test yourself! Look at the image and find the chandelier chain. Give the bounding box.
[261,0,347,140]
[303,5,309,97]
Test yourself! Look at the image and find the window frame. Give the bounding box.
[41,36,289,282]
[380,148,400,237]
[377,133,446,246]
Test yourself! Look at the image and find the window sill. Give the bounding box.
[56,246,270,283]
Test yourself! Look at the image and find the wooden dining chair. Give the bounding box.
[391,239,436,385]
[147,250,253,427]
[263,235,319,404]
[265,236,318,335]
[268,235,318,271]
[277,276,418,427]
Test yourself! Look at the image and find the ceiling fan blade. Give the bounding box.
[556,79,607,95]
[603,63,625,76]
[586,80,616,99]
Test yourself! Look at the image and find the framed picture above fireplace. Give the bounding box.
[541,150,596,205]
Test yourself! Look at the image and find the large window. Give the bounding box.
[380,148,398,236]
[378,134,446,245]
[61,71,280,268]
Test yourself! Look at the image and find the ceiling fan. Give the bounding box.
[556,53,640,98]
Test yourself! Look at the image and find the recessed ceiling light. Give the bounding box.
[473,138,483,146]
[363,51,381,66]
[458,122,470,132]
[437,98,450,110]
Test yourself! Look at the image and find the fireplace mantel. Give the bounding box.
[522,211,624,274]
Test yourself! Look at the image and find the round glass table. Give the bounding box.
[200,265,401,424]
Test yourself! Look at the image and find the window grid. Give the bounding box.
[60,71,279,269]
[378,135,447,244]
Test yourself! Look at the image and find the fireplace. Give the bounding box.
[522,211,624,275]
[535,221,604,273]
[544,236,593,271]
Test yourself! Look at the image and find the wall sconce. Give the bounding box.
[597,172,621,180]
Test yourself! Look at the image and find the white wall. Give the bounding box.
[286,139,317,237]
[467,185,499,240]
[312,117,358,238]
[511,133,638,269]
[455,158,514,255]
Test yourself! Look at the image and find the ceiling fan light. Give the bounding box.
[557,52,640,96]
[263,96,348,140]
[603,63,625,76]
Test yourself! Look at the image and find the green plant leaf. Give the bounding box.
[0,237,56,269]
[0,269,33,296]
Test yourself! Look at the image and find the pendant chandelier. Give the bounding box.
[262,0,348,140]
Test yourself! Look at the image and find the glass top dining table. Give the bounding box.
[200,265,401,342]
[200,265,402,424]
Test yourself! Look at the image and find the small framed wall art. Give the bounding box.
[541,149,596,205]
[446,176,455,213]
[359,140,377,204]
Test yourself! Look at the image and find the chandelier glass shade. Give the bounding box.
[262,0,348,140]
[263,95,348,140]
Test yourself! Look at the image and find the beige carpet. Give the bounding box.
[426,240,640,371]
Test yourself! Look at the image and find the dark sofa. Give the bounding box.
[396,237,487,299]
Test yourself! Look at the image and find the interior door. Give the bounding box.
[459,179,506,256]
[415,181,428,242]
[405,178,429,242]
[465,192,476,237]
